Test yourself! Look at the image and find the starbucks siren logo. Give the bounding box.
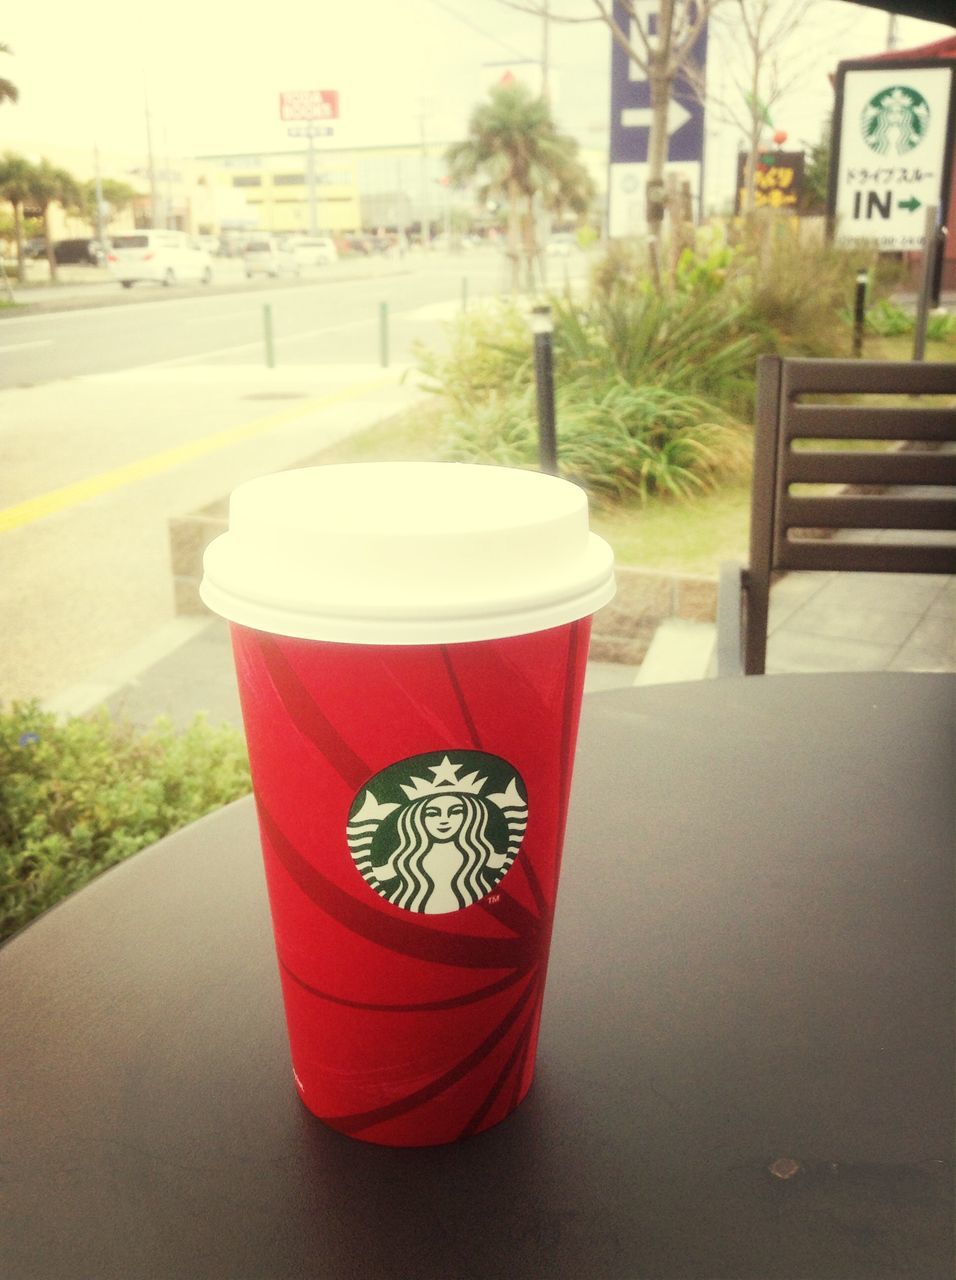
[347,751,528,914]
[861,85,930,156]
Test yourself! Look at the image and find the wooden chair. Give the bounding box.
[717,355,956,676]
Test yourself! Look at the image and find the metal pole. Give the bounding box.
[307,131,318,236]
[144,88,159,228]
[913,205,939,362]
[531,304,557,474]
[379,301,389,367]
[263,304,275,368]
[93,144,105,249]
[852,269,867,358]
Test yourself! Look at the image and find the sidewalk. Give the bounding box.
[43,565,955,732]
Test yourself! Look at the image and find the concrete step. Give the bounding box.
[634,618,717,686]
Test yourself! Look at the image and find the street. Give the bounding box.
[0,249,591,709]
[0,249,520,389]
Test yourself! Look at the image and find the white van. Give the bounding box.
[243,237,301,278]
[291,236,338,266]
[107,230,214,289]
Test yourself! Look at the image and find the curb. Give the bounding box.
[42,617,213,720]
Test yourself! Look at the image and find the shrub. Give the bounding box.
[414,299,530,410]
[418,285,760,422]
[443,378,750,506]
[863,297,913,336]
[1,703,251,943]
[926,310,956,343]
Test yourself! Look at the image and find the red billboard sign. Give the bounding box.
[279,90,339,122]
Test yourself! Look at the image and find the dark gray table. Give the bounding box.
[2,672,953,1280]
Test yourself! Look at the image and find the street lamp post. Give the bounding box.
[531,303,558,475]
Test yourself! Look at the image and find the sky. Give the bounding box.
[2,1,953,206]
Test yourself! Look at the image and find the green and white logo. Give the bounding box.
[861,85,930,156]
[347,751,528,914]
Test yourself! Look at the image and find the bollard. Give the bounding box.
[531,304,558,476]
[462,277,469,313]
[379,301,389,368]
[852,270,867,358]
[263,304,275,369]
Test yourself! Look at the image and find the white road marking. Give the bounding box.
[0,339,54,353]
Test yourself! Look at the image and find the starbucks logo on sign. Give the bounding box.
[861,85,930,156]
[347,751,528,914]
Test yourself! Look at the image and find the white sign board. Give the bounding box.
[279,90,339,122]
[833,65,954,251]
[608,162,701,238]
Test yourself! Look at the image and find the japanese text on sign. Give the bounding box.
[279,90,339,122]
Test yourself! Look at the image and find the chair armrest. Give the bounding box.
[716,561,747,677]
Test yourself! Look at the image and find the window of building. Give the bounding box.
[232,176,262,188]
[274,173,305,186]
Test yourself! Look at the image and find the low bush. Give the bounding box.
[723,223,886,358]
[443,378,750,506]
[1,703,251,943]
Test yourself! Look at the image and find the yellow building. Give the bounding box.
[197,141,460,237]
[200,150,361,234]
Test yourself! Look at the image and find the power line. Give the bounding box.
[422,0,536,62]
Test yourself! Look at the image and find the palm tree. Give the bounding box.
[0,152,35,283]
[0,43,18,108]
[78,176,137,234]
[447,81,593,292]
[27,160,81,283]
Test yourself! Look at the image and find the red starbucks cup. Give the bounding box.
[201,462,615,1146]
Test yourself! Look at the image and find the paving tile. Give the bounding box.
[766,630,897,674]
[778,600,923,648]
[888,615,956,672]
[807,572,950,615]
[767,571,834,630]
[927,579,956,619]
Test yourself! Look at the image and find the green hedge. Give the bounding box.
[1,703,251,943]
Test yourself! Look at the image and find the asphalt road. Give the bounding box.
[0,250,524,389]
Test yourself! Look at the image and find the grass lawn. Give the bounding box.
[311,396,751,574]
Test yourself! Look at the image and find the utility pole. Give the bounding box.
[307,131,318,234]
[145,87,160,228]
[163,124,173,230]
[541,0,550,102]
[418,109,429,247]
[93,144,105,246]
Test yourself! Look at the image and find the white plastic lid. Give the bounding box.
[200,462,615,644]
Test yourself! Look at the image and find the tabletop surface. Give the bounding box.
[2,672,954,1280]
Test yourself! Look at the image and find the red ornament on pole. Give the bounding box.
[773,129,788,146]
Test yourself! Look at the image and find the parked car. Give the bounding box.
[290,236,338,266]
[24,237,107,265]
[107,230,214,288]
[545,232,579,258]
[335,234,374,257]
[241,237,300,278]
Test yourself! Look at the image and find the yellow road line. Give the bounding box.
[0,378,391,535]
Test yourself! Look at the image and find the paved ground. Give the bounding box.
[40,562,955,732]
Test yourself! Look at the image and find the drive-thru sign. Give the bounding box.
[830,60,955,251]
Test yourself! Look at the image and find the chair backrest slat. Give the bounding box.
[781,358,956,396]
[788,405,955,440]
[784,494,956,532]
[783,450,956,487]
[782,541,956,575]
